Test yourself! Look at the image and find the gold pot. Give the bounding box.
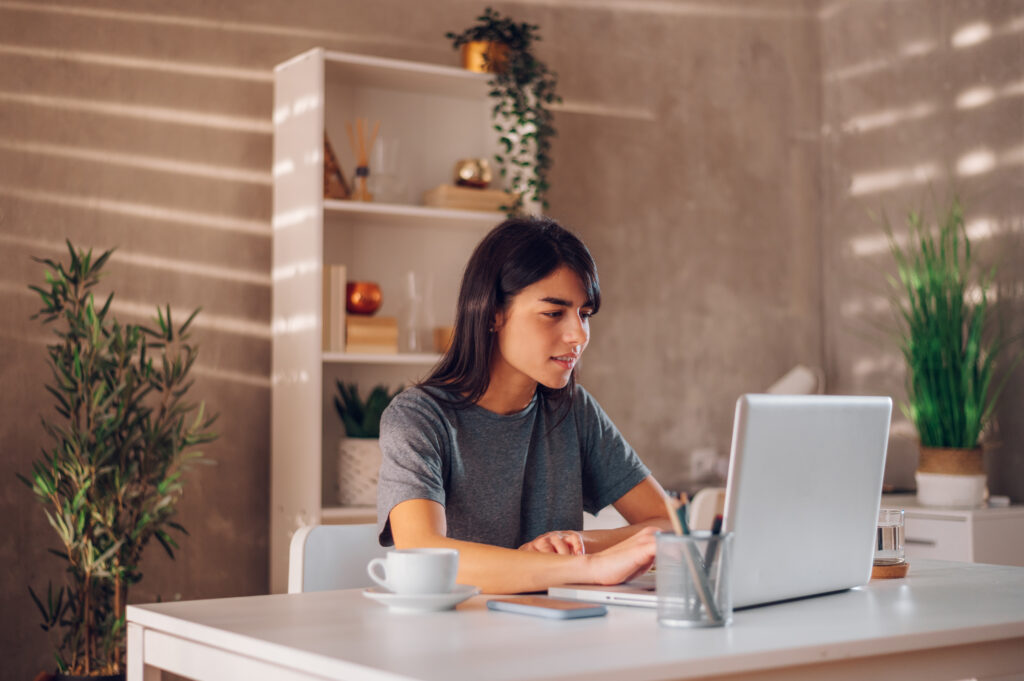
[460,41,508,73]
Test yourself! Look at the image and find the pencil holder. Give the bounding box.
[656,531,734,628]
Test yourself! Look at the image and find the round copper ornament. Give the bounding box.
[346,282,382,315]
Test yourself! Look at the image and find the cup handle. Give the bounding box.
[367,558,390,590]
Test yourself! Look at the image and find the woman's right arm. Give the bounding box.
[389,498,656,594]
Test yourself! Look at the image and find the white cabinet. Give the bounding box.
[271,48,500,592]
[882,494,1024,567]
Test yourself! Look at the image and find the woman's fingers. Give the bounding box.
[589,527,658,584]
[546,533,573,555]
[518,531,585,555]
[623,554,656,582]
[555,531,585,555]
[564,531,585,555]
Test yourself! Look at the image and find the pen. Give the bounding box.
[678,496,690,535]
[704,514,723,574]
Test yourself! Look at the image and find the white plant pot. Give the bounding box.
[337,437,383,507]
[915,472,987,509]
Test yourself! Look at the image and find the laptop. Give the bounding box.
[549,394,892,609]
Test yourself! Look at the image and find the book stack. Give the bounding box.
[346,316,398,354]
[422,184,513,213]
[433,325,455,354]
[322,264,347,352]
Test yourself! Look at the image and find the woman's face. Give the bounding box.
[491,265,593,392]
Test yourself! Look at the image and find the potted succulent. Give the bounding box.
[885,196,1021,507]
[334,382,401,507]
[446,7,561,214]
[21,241,217,679]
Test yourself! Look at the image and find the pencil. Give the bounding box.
[662,494,684,536]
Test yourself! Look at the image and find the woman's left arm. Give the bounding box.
[582,475,672,552]
[521,476,672,555]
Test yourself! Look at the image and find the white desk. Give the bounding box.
[127,560,1024,681]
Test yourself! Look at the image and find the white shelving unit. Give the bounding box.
[271,48,501,592]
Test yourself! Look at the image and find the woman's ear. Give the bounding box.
[491,309,506,333]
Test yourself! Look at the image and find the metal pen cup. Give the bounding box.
[656,531,734,628]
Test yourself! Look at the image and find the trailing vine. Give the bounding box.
[447,7,561,214]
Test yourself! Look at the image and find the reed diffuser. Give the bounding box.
[346,118,380,202]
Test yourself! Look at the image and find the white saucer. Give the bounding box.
[363,584,480,613]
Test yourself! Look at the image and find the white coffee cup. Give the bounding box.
[367,548,459,595]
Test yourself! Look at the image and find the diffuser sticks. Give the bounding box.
[345,118,380,202]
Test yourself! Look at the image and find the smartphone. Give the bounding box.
[486,596,607,619]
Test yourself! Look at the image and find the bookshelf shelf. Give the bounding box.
[323,351,441,365]
[324,200,501,229]
[321,506,377,524]
[322,50,489,98]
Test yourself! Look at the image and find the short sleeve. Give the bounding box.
[376,390,450,546]
[575,386,651,514]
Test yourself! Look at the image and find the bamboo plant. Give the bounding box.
[885,197,1019,449]
[447,7,562,213]
[20,241,217,676]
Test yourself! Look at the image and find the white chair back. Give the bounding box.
[288,523,387,593]
[688,487,726,532]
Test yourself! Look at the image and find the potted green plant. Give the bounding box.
[446,7,561,214]
[334,382,400,507]
[21,241,217,679]
[885,196,1021,507]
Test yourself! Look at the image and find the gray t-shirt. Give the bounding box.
[377,384,650,548]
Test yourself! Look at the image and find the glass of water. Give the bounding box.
[874,508,906,565]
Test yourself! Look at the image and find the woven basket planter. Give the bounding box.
[915,445,986,508]
[337,437,383,507]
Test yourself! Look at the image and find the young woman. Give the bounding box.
[377,216,671,593]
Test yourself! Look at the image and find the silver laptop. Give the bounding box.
[550,394,892,609]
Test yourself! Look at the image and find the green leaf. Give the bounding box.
[28,585,50,620]
[154,530,177,559]
[179,307,201,335]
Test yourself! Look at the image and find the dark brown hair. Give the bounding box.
[421,215,600,408]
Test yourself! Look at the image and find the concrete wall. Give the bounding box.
[0,0,1019,677]
[820,0,1024,495]
[548,2,823,490]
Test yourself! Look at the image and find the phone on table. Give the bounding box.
[486,596,607,619]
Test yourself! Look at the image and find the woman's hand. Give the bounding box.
[519,530,586,556]
[585,526,658,585]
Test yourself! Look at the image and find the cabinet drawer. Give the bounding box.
[904,516,970,562]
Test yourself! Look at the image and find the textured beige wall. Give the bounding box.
[820,0,1024,496]
[0,2,278,676]
[1,0,1020,677]
[545,2,823,491]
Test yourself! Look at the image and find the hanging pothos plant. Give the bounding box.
[447,7,562,214]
